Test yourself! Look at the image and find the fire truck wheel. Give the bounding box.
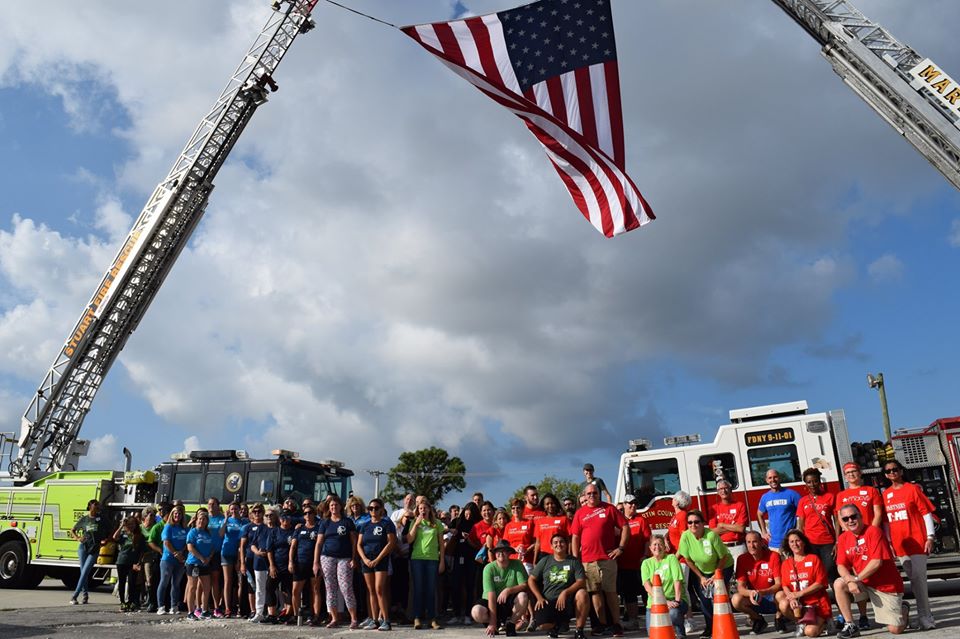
[0,539,28,588]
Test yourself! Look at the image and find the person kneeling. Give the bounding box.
[833,505,908,638]
[474,541,530,636]
[529,534,590,639]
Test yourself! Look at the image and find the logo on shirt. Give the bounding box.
[373,526,384,536]
[337,525,347,535]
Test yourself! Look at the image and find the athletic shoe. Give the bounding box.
[526,618,537,632]
[684,619,695,634]
[794,624,806,638]
[752,617,769,635]
[81,593,88,604]
[447,616,462,626]
[575,629,588,639]
[505,622,518,637]
[836,622,859,638]
[549,627,560,639]
[700,631,712,639]
[856,616,869,630]
[249,614,263,623]
[431,619,443,630]
[156,607,167,615]
[463,616,474,626]
[775,617,789,634]
[201,610,212,619]
[70,598,78,605]
[378,620,393,631]
[213,609,224,619]
[611,624,624,637]
[361,618,378,629]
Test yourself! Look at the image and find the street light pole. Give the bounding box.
[867,372,892,442]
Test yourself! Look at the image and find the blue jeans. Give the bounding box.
[158,559,185,611]
[646,599,689,637]
[410,558,439,620]
[72,544,98,599]
[689,566,734,629]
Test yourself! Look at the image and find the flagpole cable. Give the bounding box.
[322,0,397,28]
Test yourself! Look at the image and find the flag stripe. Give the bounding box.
[546,77,569,127]
[574,67,598,154]
[451,20,485,77]
[480,14,522,95]
[603,61,625,168]
[433,22,466,67]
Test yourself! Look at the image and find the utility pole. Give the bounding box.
[867,372,892,442]
[366,470,387,498]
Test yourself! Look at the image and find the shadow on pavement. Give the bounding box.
[0,624,52,639]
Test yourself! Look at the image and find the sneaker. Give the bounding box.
[592,625,607,637]
[775,617,789,634]
[249,614,263,623]
[836,622,859,639]
[447,616,462,626]
[361,618,378,629]
[526,618,537,632]
[378,620,393,631]
[463,616,474,627]
[549,628,560,639]
[213,609,224,619]
[700,631,712,639]
[414,618,423,630]
[81,593,89,604]
[505,622,518,637]
[575,629,588,639]
[201,610,212,619]
[70,598,78,605]
[684,619,695,634]
[752,617,769,635]
[156,607,167,615]
[612,624,624,637]
[794,624,805,638]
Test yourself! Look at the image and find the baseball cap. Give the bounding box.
[583,463,595,472]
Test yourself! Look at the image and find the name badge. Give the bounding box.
[599,514,606,518]
[804,561,813,567]
[760,563,768,569]
[563,565,571,571]
[857,538,865,545]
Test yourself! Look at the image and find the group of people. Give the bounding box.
[68,459,939,639]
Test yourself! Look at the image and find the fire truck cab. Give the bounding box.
[614,401,851,534]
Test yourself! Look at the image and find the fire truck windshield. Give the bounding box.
[280,463,351,503]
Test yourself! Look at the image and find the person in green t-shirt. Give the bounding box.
[406,499,446,629]
[528,534,589,639]
[473,540,530,636]
[676,509,732,638]
[69,499,109,604]
[642,536,689,637]
[142,505,165,612]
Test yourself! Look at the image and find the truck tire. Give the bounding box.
[0,539,29,588]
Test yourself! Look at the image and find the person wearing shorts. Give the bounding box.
[185,508,215,620]
[529,534,589,639]
[834,505,907,638]
[473,541,529,636]
[218,502,246,617]
[357,498,397,630]
[571,484,629,637]
[268,511,297,622]
[731,530,782,634]
[290,504,322,625]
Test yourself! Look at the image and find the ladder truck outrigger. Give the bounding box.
[0,0,353,590]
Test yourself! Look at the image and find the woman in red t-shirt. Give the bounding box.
[777,529,831,637]
[503,499,535,569]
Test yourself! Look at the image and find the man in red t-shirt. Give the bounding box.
[882,461,936,630]
[732,530,782,634]
[709,479,748,562]
[834,504,906,637]
[522,486,547,521]
[797,467,838,579]
[571,483,629,636]
[617,495,651,630]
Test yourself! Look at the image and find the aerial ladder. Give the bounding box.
[5,0,320,484]
[771,0,960,190]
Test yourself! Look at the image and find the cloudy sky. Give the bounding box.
[1,1,958,506]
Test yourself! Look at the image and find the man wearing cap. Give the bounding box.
[473,540,530,637]
[571,481,629,637]
[709,479,748,563]
[618,495,651,631]
[833,504,907,638]
[581,464,613,504]
[529,534,589,639]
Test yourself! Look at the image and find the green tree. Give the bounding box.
[380,447,467,508]
[506,475,581,510]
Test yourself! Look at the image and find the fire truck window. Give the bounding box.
[747,444,802,486]
[698,453,739,491]
[174,472,202,503]
[282,465,329,502]
[246,471,276,503]
[204,472,225,501]
[627,458,680,508]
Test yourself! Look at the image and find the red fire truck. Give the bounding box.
[613,401,960,577]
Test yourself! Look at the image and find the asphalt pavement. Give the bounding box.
[0,579,958,639]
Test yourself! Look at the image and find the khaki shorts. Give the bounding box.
[584,559,618,593]
[853,586,904,626]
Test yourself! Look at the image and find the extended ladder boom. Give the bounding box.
[8,0,320,483]
[772,0,960,190]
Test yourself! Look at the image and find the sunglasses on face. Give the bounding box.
[840,514,860,522]
[883,468,901,474]
[368,505,378,511]
[687,520,703,525]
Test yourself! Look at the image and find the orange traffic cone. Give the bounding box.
[648,573,677,639]
[711,569,740,639]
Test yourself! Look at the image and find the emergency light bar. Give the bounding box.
[628,438,652,452]
[664,434,701,446]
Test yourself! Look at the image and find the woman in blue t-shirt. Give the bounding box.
[185,508,215,620]
[290,504,322,625]
[314,496,359,628]
[157,504,188,615]
[219,502,247,617]
[357,498,397,631]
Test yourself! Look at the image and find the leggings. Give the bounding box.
[321,555,356,612]
[116,564,139,605]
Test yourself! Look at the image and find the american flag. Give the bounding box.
[402,0,654,238]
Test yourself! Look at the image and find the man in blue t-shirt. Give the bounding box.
[756,469,800,551]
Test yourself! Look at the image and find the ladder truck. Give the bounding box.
[0,0,354,590]
[772,0,960,191]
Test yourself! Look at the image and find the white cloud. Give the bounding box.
[183,436,202,453]
[867,254,904,282]
[950,219,960,247]
[85,434,120,470]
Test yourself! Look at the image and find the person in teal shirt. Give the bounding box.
[407,499,446,629]
[642,536,689,637]
[676,509,732,638]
